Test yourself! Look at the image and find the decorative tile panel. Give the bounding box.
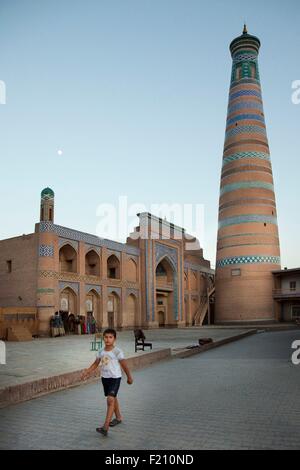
[222,151,270,166]
[227,114,265,126]
[179,244,183,321]
[39,245,54,257]
[107,286,121,297]
[229,90,262,100]
[218,214,277,229]
[39,270,59,279]
[59,238,78,252]
[85,245,101,254]
[228,101,263,114]
[126,254,139,263]
[86,284,101,295]
[216,255,280,268]
[145,239,150,321]
[39,221,55,232]
[225,125,266,139]
[220,181,274,196]
[155,243,178,269]
[39,222,140,256]
[233,53,258,62]
[59,281,79,294]
[150,241,155,322]
[155,243,179,321]
[126,288,139,297]
[230,78,260,89]
[107,250,121,260]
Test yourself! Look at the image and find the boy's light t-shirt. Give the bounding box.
[97,347,125,378]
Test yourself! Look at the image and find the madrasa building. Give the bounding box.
[0,188,214,338]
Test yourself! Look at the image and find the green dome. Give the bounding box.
[41,187,55,200]
[230,25,261,57]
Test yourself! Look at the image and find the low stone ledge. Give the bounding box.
[173,330,257,358]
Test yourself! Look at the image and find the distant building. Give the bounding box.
[273,268,300,322]
[0,188,214,337]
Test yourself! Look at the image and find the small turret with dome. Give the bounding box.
[41,187,55,200]
[230,24,261,57]
[229,24,261,84]
[40,187,55,222]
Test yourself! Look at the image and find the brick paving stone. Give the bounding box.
[0,330,299,450]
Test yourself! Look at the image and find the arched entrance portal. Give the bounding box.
[60,287,77,314]
[125,294,138,328]
[107,291,120,329]
[158,310,165,327]
[86,289,101,331]
[155,256,175,327]
[59,287,77,333]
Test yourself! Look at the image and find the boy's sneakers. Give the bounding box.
[96,419,122,435]
[109,418,122,427]
[96,426,108,436]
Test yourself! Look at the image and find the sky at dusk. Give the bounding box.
[0,0,299,268]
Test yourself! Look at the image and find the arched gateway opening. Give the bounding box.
[125,293,138,328]
[86,289,101,332]
[107,291,120,329]
[59,286,77,333]
[155,256,175,327]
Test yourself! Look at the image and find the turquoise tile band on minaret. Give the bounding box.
[216,255,281,268]
[218,214,278,229]
[227,114,265,126]
[228,100,264,114]
[222,151,270,166]
[220,181,274,196]
[225,125,267,139]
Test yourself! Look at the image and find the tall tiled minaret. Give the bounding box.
[215,26,281,323]
[37,187,56,334]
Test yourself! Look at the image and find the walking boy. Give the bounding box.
[81,328,133,436]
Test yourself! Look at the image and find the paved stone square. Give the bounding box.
[0,330,299,450]
[0,327,249,388]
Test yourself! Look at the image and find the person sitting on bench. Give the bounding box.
[134,329,152,352]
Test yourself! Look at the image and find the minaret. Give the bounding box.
[40,187,54,222]
[37,187,56,335]
[215,26,281,323]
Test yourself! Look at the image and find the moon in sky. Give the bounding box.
[57,149,63,156]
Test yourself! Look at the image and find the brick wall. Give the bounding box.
[0,234,38,307]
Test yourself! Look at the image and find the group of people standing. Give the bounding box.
[50,311,97,337]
